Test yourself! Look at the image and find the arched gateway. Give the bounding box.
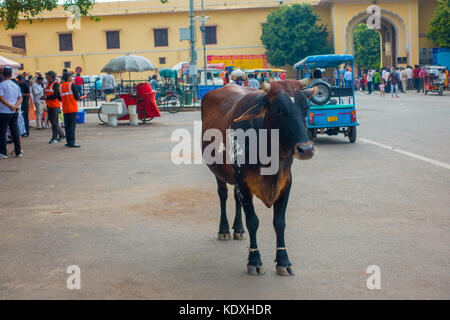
[345,8,409,67]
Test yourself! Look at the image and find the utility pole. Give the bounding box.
[189,0,198,101]
[200,0,208,85]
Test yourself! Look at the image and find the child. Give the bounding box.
[379,81,386,98]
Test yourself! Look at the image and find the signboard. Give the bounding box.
[179,28,191,41]
[207,54,268,69]
[397,57,407,64]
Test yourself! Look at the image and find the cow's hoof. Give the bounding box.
[218,232,231,240]
[276,265,295,277]
[247,264,265,276]
[233,231,246,240]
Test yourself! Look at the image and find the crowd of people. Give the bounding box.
[221,70,286,88]
[353,65,449,98]
[0,67,82,159]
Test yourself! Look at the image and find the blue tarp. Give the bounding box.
[198,85,222,99]
[294,54,354,69]
[433,48,450,69]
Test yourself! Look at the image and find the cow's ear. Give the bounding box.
[233,95,269,122]
[294,90,309,120]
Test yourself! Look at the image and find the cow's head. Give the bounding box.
[234,89,316,160]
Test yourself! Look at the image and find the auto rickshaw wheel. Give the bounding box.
[348,126,357,143]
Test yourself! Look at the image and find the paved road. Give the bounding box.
[0,91,449,299]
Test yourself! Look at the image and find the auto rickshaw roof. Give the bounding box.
[294,54,354,69]
[159,68,178,78]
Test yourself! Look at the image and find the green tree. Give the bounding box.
[427,0,450,48]
[261,3,330,67]
[353,23,380,70]
[0,0,168,30]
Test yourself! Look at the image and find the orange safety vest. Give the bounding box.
[44,81,61,108]
[59,81,78,114]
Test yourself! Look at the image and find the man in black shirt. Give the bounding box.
[17,75,30,136]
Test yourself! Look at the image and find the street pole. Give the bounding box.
[189,0,198,102]
[201,0,207,85]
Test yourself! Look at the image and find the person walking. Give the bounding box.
[373,69,380,91]
[149,75,160,91]
[400,67,407,93]
[418,67,428,93]
[406,65,413,90]
[389,69,400,98]
[43,71,64,144]
[17,75,30,137]
[367,69,373,94]
[102,72,115,95]
[413,65,421,90]
[74,73,83,96]
[0,67,23,159]
[383,68,391,93]
[248,74,260,89]
[395,67,403,93]
[379,80,386,98]
[344,68,353,88]
[31,75,45,129]
[60,72,80,148]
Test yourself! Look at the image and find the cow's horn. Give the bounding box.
[261,81,270,92]
[299,77,313,88]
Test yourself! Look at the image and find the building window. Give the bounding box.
[19,64,24,70]
[106,31,120,49]
[11,35,26,50]
[159,57,166,64]
[64,61,71,68]
[204,26,217,45]
[59,33,73,51]
[154,28,168,47]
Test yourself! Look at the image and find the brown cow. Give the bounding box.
[201,82,317,276]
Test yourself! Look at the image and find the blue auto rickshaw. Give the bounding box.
[294,54,359,143]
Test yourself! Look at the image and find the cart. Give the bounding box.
[294,54,359,143]
[157,68,184,113]
[98,82,160,124]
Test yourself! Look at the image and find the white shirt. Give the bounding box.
[344,71,352,80]
[31,82,44,102]
[0,80,22,114]
[406,68,413,79]
[248,78,260,89]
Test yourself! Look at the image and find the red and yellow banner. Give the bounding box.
[207,54,268,69]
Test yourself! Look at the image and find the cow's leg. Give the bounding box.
[273,179,294,276]
[216,177,231,240]
[232,186,246,240]
[236,184,264,275]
